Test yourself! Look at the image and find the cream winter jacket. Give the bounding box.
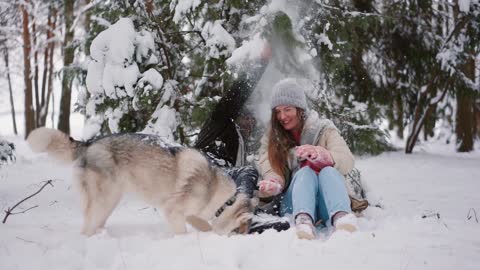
[258,110,354,195]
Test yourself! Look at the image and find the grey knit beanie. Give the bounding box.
[270,78,308,110]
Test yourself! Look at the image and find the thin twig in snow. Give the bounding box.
[467,208,478,223]
[2,180,54,224]
[16,237,37,244]
[10,205,39,215]
[422,212,449,229]
[116,239,127,270]
[195,232,206,264]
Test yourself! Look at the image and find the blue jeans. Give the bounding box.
[280,166,352,227]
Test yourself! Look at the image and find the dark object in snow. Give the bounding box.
[0,139,16,166]
[466,208,478,223]
[345,167,366,200]
[248,213,290,234]
[345,168,369,212]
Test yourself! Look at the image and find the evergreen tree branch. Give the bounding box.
[315,2,383,17]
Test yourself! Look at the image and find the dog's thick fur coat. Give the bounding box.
[27,128,254,236]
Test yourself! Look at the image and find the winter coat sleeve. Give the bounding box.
[319,128,354,175]
[258,132,285,196]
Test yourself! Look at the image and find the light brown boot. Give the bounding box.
[333,212,358,233]
[295,213,315,240]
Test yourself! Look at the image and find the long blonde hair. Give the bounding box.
[267,108,305,179]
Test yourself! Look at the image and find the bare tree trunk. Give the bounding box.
[455,59,475,152]
[39,6,54,127]
[21,1,35,138]
[32,20,40,127]
[405,75,450,153]
[3,45,18,135]
[456,92,475,152]
[43,8,57,127]
[58,0,75,134]
[423,103,437,140]
[474,99,480,139]
[51,91,55,127]
[84,0,91,55]
[395,93,404,139]
[453,0,475,152]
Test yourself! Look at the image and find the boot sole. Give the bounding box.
[335,223,357,233]
[296,229,315,240]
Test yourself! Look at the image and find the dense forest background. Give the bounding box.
[0,0,479,156]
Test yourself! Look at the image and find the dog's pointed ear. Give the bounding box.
[186,215,212,232]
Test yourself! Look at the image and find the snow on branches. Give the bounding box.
[83,18,176,141]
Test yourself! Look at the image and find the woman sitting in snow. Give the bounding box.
[257,78,361,240]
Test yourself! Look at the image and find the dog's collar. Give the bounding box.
[214,192,238,218]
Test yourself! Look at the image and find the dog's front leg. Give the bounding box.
[165,210,187,234]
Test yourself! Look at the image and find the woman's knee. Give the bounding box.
[318,166,341,178]
[292,167,318,185]
[318,166,344,185]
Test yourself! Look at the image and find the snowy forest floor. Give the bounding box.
[1,137,479,270]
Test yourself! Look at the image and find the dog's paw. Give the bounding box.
[186,215,212,232]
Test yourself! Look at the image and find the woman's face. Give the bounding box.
[275,105,301,131]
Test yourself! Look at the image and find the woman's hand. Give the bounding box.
[295,144,320,160]
[258,178,283,197]
[296,145,335,172]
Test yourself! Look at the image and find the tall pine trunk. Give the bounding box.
[58,0,75,134]
[39,7,55,127]
[455,60,475,152]
[454,0,475,152]
[21,1,35,138]
[32,21,40,128]
[3,45,18,135]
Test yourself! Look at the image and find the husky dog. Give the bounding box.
[27,128,256,236]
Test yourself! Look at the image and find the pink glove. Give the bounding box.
[296,145,334,173]
[258,178,283,196]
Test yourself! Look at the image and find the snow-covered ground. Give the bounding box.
[0,137,479,270]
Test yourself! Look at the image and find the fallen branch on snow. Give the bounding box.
[467,208,478,223]
[2,180,54,224]
[422,211,449,229]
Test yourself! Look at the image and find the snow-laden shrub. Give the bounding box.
[0,139,16,166]
[309,85,394,155]
[82,18,177,141]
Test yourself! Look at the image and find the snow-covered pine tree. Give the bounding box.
[288,0,393,155]
[80,1,180,142]
[170,0,268,145]
[298,0,479,154]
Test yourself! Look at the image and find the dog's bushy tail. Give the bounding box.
[27,127,80,163]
